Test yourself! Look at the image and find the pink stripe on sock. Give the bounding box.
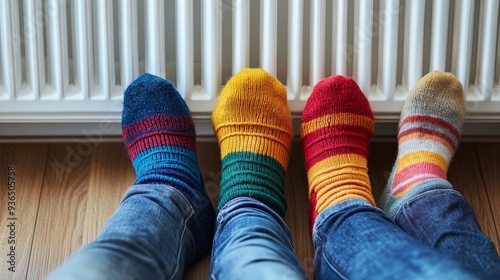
[393,174,438,196]
[392,162,446,194]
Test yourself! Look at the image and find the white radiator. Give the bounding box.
[0,0,499,136]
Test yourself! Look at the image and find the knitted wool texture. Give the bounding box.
[301,76,375,227]
[380,71,464,219]
[212,68,293,217]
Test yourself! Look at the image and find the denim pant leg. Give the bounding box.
[47,184,214,280]
[210,198,308,280]
[313,199,478,280]
[394,181,500,280]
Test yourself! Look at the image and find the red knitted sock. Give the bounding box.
[301,76,375,228]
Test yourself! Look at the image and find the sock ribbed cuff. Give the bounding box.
[217,152,287,217]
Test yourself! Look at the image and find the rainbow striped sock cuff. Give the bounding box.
[212,68,293,217]
[301,75,375,227]
[381,71,464,219]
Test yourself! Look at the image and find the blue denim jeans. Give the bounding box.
[211,192,499,279]
[313,199,480,279]
[312,179,500,279]
[47,184,214,280]
[210,198,308,280]
[393,182,500,280]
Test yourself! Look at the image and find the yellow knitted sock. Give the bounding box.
[212,68,293,217]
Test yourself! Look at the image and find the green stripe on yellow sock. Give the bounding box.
[217,152,287,216]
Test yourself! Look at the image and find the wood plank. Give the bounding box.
[285,142,315,278]
[367,142,398,204]
[474,142,500,253]
[30,141,216,279]
[184,254,211,280]
[196,141,222,209]
[0,144,48,279]
[27,143,92,278]
[82,143,135,245]
[448,143,499,251]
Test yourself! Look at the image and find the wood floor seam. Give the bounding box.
[25,144,50,280]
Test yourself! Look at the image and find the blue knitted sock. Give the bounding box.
[121,73,215,257]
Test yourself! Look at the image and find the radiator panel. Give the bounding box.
[0,0,499,135]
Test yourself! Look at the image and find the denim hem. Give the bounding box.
[384,178,453,220]
[216,197,259,222]
[215,197,293,247]
[393,188,463,220]
[217,196,285,222]
[313,199,375,232]
[210,196,308,280]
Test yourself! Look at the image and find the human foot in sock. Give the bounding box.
[380,71,464,219]
[122,73,213,207]
[211,68,293,218]
[301,76,376,228]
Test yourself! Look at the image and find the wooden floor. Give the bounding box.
[0,141,499,279]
